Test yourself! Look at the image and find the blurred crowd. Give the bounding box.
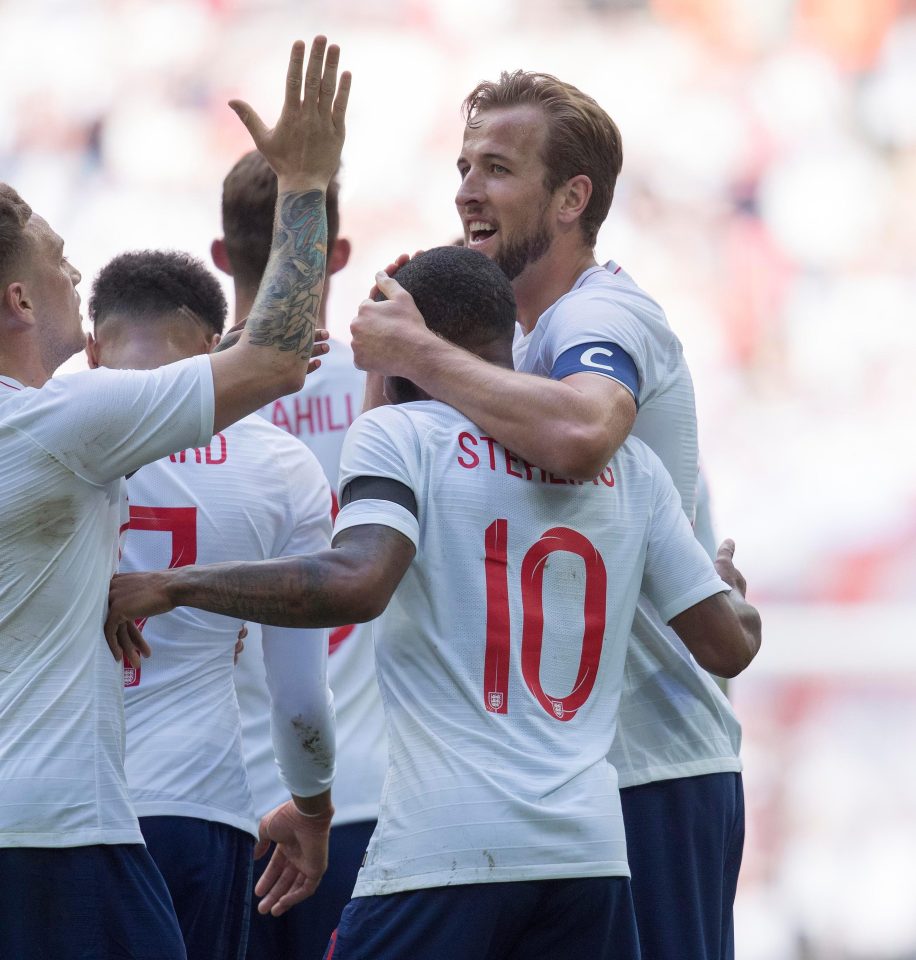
[1,0,914,603]
[2,3,914,955]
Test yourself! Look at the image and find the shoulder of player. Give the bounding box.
[231,414,326,470]
[612,434,666,482]
[548,269,675,340]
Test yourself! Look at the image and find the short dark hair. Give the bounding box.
[0,183,33,287]
[220,151,340,291]
[388,246,516,352]
[89,250,227,335]
[463,71,623,248]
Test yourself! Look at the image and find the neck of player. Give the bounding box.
[511,244,598,334]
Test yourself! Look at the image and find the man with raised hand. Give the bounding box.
[0,36,348,959]
[212,151,384,960]
[105,246,760,960]
[351,72,749,960]
[86,249,337,960]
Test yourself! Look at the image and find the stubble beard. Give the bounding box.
[493,215,553,282]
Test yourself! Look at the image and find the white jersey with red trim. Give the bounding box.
[122,414,335,839]
[334,401,729,895]
[0,357,214,848]
[251,338,385,824]
[514,262,743,788]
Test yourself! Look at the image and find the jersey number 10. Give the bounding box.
[484,520,607,723]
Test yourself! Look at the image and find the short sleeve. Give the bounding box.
[23,356,214,485]
[334,407,422,547]
[275,441,333,559]
[641,453,729,623]
[542,293,651,391]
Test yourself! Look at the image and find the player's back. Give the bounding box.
[337,400,724,897]
[122,414,330,836]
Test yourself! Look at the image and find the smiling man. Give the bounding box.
[351,72,748,960]
[106,245,760,960]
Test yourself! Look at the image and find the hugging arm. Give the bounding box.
[105,524,414,646]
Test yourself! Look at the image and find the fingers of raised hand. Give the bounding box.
[302,35,328,103]
[332,71,352,130]
[318,44,340,116]
[284,39,307,112]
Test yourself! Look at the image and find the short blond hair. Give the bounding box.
[0,183,32,286]
[463,72,623,248]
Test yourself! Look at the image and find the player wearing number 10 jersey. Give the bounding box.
[87,250,337,960]
[105,246,762,960]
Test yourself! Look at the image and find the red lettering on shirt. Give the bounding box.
[169,434,228,466]
[457,432,480,469]
[453,432,615,492]
[504,449,524,479]
[480,436,499,471]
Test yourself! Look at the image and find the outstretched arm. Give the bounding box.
[104,525,414,652]
[209,36,351,432]
[668,540,762,679]
[350,274,635,479]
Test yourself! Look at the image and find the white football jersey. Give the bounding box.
[253,338,386,824]
[334,402,729,896]
[122,414,335,839]
[0,357,213,848]
[514,262,743,788]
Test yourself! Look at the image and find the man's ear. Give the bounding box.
[3,281,35,327]
[328,237,351,276]
[209,332,221,353]
[211,238,233,277]
[556,175,592,227]
[85,331,102,369]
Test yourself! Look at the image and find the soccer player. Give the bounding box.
[350,72,749,959]
[212,151,385,959]
[105,246,761,960]
[86,249,337,960]
[0,36,349,958]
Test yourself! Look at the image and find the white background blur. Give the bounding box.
[2,0,914,955]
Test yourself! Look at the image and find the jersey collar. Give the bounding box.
[0,375,24,392]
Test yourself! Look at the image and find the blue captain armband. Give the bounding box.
[549,341,640,405]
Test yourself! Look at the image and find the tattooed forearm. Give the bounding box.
[245,189,328,360]
[173,556,341,627]
[167,527,415,628]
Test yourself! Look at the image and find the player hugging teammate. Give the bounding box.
[2,33,760,960]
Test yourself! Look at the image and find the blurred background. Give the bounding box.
[2,0,914,954]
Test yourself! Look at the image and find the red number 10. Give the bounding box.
[483,520,607,722]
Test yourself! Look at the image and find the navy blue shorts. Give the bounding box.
[246,818,375,960]
[621,772,745,960]
[0,843,186,959]
[140,816,254,960]
[324,876,639,960]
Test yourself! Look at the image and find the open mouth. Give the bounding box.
[468,220,497,246]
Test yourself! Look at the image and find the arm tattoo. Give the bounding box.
[245,189,327,360]
[171,526,415,628]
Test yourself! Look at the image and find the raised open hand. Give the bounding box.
[229,37,351,192]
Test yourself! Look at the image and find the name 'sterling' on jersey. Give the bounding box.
[457,431,616,488]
